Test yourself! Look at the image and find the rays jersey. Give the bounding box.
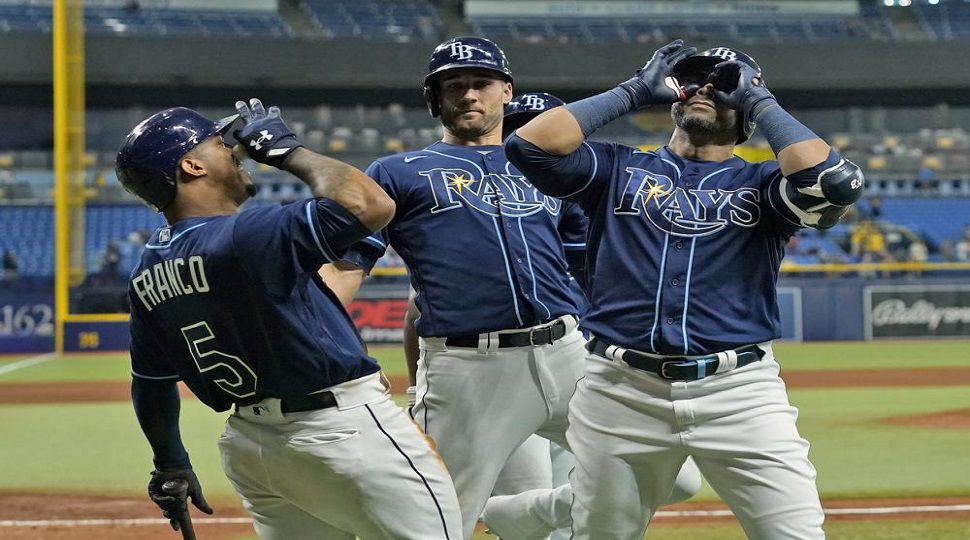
[128,201,379,412]
[343,141,585,337]
[561,144,800,355]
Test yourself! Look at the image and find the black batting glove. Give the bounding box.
[710,60,776,119]
[617,39,697,109]
[148,468,213,530]
[233,97,304,169]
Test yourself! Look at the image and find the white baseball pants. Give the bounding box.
[218,372,462,539]
[567,344,824,540]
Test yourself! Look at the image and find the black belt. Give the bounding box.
[445,319,568,348]
[237,391,338,415]
[587,338,765,381]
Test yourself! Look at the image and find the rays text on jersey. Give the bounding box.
[422,167,561,217]
[615,167,760,237]
[131,255,210,311]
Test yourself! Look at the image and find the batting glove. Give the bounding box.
[709,60,776,119]
[233,97,304,169]
[148,468,213,530]
[617,39,697,109]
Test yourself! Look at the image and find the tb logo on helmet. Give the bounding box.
[448,41,475,61]
[708,47,738,61]
[522,95,548,111]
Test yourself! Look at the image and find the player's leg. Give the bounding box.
[492,435,553,496]
[218,414,356,539]
[225,373,461,539]
[565,355,690,540]
[348,395,464,539]
[688,351,824,540]
[482,456,702,539]
[413,340,552,539]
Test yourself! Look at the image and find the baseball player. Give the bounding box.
[120,101,461,539]
[503,41,865,539]
[394,92,583,510]
[327,37,702,539]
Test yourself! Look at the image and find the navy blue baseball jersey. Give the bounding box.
[343,141,584,337]
[513,142,801,356]
[128,200,379,412]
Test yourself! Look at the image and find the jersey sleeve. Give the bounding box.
[760,161,810,236]
[128,300,180,381]
[505,135,615,208]
[558,201,588,250]
[559,201,590,294]
[233,198,362,275]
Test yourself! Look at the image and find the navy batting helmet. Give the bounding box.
[423,36,513,118]
[116,107,238,212]
[503,92,565,139]
[672,46,762,144]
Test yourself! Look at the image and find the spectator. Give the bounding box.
[956,231,970,262]
[3,249,18,281]
[102,242,121,277]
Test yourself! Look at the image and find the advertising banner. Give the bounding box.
[864,285,970,339]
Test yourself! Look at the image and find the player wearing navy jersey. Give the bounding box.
[504,42,864,539]
[120,101,461,539]
[329,38,702,539]
[394,93,586,538]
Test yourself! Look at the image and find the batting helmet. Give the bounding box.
[503,92,565,139]
[116,107,238,212]
[671,46,762,144]
[423,36,513,118]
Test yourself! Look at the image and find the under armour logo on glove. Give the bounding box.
[250,130,273,151]
[233,98,304,169]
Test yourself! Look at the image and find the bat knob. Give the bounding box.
[161,479,189,497]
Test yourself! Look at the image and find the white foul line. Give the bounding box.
[653,504,970,518]
[2,504,970,527]
[0,517,253,527]
[0,353,56,376]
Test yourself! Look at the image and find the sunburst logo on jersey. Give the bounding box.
[448,174,475,195]
[641,178,673,204]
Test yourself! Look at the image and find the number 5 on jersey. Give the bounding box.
[181,321,258,399]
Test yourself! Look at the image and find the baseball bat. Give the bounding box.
[161,479,197,540]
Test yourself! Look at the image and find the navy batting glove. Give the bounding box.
[710,60,776,119]
[148,468,213,529]
[617,40,697,109]
[233,97,304,169]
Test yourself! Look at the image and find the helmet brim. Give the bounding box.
[424,63,513,87]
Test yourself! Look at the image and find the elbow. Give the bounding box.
[359,188,395,233]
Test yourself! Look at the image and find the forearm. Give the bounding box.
[282,148,395,232]
[747,99,830,176]
[131,377,190,470]
[403,291,420,386]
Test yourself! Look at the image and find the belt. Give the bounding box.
[236,391,338,415]
[445,319,568,348]
[587,338,765,381]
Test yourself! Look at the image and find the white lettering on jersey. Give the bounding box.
[132,255,210,311]
[614,167,761,237]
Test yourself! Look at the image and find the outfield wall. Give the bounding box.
[1,276,967,353]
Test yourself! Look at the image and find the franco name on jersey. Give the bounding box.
[131,255,210,312]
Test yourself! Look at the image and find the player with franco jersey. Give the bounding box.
[502,42,865,539]
[122,101,460,539]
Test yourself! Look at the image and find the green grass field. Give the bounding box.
[1,341,969,539]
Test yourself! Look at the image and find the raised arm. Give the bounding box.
[710,63,865,229]
[517,40,695,155]
[233,98,395,233]
[507,40,695,200]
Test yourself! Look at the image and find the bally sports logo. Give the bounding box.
[871,299,970,331]
[866,287,970,339]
